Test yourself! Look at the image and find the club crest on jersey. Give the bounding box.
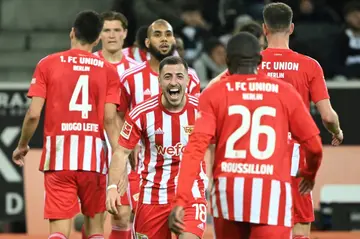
[136,232,148,239]
[183,125,194,135]
[120,121,132,140]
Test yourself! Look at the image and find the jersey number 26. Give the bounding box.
[225,105,276,160]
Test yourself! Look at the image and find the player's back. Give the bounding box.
[207,74,298,226]
[28,49,120,173]
[260,48,328,109]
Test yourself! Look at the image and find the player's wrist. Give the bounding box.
[107,184,117,191]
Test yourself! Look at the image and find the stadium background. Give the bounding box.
[0,0,360,238]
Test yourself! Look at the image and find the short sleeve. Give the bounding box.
[118,114,141,149]
[106,65,121,105]
[309,60,330,103]
[288,87,320,142]
[117,81,130,112]
[28,59,48,98]
[193,88,217,137]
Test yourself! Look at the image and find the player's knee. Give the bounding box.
[111,206,131,228]
[292,222,311,237]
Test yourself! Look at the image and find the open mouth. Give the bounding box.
[160,44,169,50]
[168,88,180,99]
[108,41,117,44]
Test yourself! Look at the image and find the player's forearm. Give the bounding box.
[174,132,212,207]
[108,147,131,186]
[322,111,341,135]
[300,135,323,180]
[18,111,40,147]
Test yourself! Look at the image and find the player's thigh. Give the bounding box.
[213,217,250,239]
[44,171,80,220]
[182,203,207,238]
[111,204,131,227]
[292,177,314,224]
[133,203,171,239]
[77,171,107,218]
[250,224,291,239]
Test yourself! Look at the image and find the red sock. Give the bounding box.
[48,232,67,239]
[109,226,131,239]
[88,234,104,239]
[293,236,310,239]
[81,225,86,239]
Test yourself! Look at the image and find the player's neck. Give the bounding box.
[161,94,187,113]
[266,34,290,49]
[149,57,160,74]
[232,66,257,75]
[71,42,93,53]
[102,49,123,63]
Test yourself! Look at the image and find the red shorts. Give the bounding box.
[44,171,106,219]
[292,177,314,224]
[134,202,207,239]
[119,170,140,211]
[213,217,291,239]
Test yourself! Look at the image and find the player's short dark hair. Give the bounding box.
[101,11,128,30]
[263,2,293,33]
[73,10,103,44]
[239,21,263,40]
[159,56,188,73]
[136,25,148,50]
[226,32,261,73]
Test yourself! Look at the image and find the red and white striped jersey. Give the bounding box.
[94,50,139,75]
[122,46,151,63]
[118,61,201,112]
[188,74,320,227]
[118,94,208,204]
[27,49,121,174]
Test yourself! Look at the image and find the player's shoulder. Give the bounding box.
[122,47,130,55]
[124,55,140,65]
[128,95,159,120]
[120,61,147,80]
[287,50,321,69]
[34,50,67,69]
[187,94,199,107]
[187,67,200,83]
[93,50,101,58]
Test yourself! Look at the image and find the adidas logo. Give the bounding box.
[154,128,164,135]
[143,88,151,95]
[197,223,204,230]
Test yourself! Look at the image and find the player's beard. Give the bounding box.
[148,43,176,62]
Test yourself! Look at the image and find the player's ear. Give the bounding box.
[93,36,101,48]
[124,29,128,39]
[69,28,75,40]
[289,23,294,35]
[145,38,150,49]
[262,23,268,36]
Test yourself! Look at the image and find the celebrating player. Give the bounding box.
[169,33,323,239]
[12,11,121,239]
[122,25,151,63]
[106,56,208,239]
[92,11,139,239]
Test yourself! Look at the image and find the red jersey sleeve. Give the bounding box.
[28,58,48,98]
[106,64,121,105]
[287,86,320,142]
[193,88,217,136]
[118,114,142,149]
[117,82,130,112]
[188,70,201,97]
[309,60,329,103]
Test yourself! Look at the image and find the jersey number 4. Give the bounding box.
[69,75,92,119]
[225,105,276,160]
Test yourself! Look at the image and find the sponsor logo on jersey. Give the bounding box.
[155,142,185,156]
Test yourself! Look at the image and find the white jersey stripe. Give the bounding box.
[69,135,79,170]
[95,137,102,172]
[211,185,219,217]
[268,180,281,225]
[250,178,263,224]
[143,111,156,204]
[284,182,292,227]
[233,177,245,221]
[83,136,93,171]
[117,64,125,76]
[150,74,159,96]
[290,143,300,176]
[44,136,51,171]
[55,135,64,170]
[134,72,144,106]
[129,98,158,119]
[158,112,173,204]
[218,177,229,219]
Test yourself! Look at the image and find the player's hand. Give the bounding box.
[168,206,185,235]
[331,130,343,146]
[12,145,30,167]
[106,188,121,215]
[298,178,315,195]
